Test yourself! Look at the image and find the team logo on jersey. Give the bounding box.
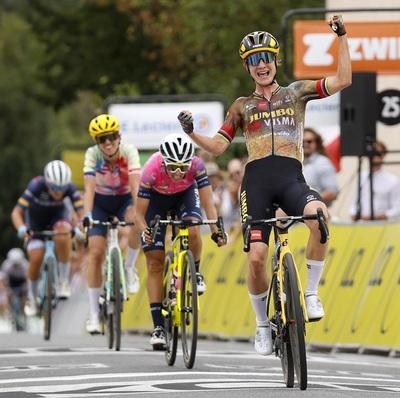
[306,194,318,202]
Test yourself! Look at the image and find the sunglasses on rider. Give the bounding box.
[48,183,68,192]
[165,163,191,173]
[246,51,276,66]
[97,132,120,144]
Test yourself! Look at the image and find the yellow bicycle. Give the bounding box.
[150,214,226,369]
[242,207,329,390]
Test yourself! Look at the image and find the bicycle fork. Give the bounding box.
[274,235,309,325]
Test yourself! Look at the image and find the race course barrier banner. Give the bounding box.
[122,221,400,355]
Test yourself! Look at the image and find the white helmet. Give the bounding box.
[44,160,72,186]
[160,134,194,164]
[7,248,25,263]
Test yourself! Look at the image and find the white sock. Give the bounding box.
[29,279,38,297]
[249,290,269,327]
[124,247,140,270]
[88,287,101,315]
[305,259,325,296]
[59,262,71,283]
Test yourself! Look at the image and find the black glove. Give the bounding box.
[330,15,346,37]
[211,230,228,246]
[177,111,194,135]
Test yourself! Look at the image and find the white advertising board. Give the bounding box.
[109,101,225,149]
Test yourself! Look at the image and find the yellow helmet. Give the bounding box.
[88,114,120,137]
[239,31,280,60]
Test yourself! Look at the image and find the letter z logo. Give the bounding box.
[303,33,336,66]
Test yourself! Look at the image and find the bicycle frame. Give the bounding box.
[29,230,71,340]
[243,209,328,323]
[105,227,127,304]
[39,239,59,308]
[84,218,134,350]
[273,226,309,324]
[242,208,329,390]
[164,226,193,327]
[151,214,227,368]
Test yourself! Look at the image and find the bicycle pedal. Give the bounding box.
[307,316,323,323]
[152,344,167,351]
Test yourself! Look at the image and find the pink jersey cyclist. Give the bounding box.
[134,133,225,349]
[138,152,210,198]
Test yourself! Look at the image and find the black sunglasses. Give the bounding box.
[246,51,276,66]
[97,132,120,144]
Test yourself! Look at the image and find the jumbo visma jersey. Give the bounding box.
[217,78,331,164]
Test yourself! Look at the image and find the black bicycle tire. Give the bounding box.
[163,250,178,365]
[107,259,114,349]
[181,250,198,369]
[284,252,307,390]
[44,257,54,341]
[111,247,122,351]
[269,255,295,388]
[107,312,114,349]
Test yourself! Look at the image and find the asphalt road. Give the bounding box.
[1,272,399,397]
[0,328,399,397]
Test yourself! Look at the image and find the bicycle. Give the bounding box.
[29,230,71,340]
[84,218,135,351]
[150,214,227,369]
[242,207,329,390]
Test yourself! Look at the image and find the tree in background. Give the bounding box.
[0,0,324,259]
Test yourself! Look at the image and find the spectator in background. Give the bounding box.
[303,128,339,207]
[349,140,400,221]
[196,148,215,164]
[204,162,226,214]
[220,158,244,231]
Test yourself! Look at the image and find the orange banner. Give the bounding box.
[294,21,400,78]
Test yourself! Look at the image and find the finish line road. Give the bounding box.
[0,332,399,397]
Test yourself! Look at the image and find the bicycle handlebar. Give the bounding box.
[242,207,330,253]
[83,219,135,248]
[149,215,228,246]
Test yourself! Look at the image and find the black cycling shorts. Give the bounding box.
[240,155,322,245]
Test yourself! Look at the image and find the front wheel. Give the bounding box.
[181,250,198,369]
[111,248,122,351]
[163,251,178,365]
[269,255,294,388]
[43,257,55,341]
[284,253,307,390]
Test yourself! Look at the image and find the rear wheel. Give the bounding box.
[181,250,198,369]
[43,258,55,341]
[284,253,307,390]
[164,251,178,365]
[111,248,122,351]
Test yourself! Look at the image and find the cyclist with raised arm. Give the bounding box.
[11,160,85,316]
[83,114,141,334]
[133,133,226,349]
[177,15,352,356]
